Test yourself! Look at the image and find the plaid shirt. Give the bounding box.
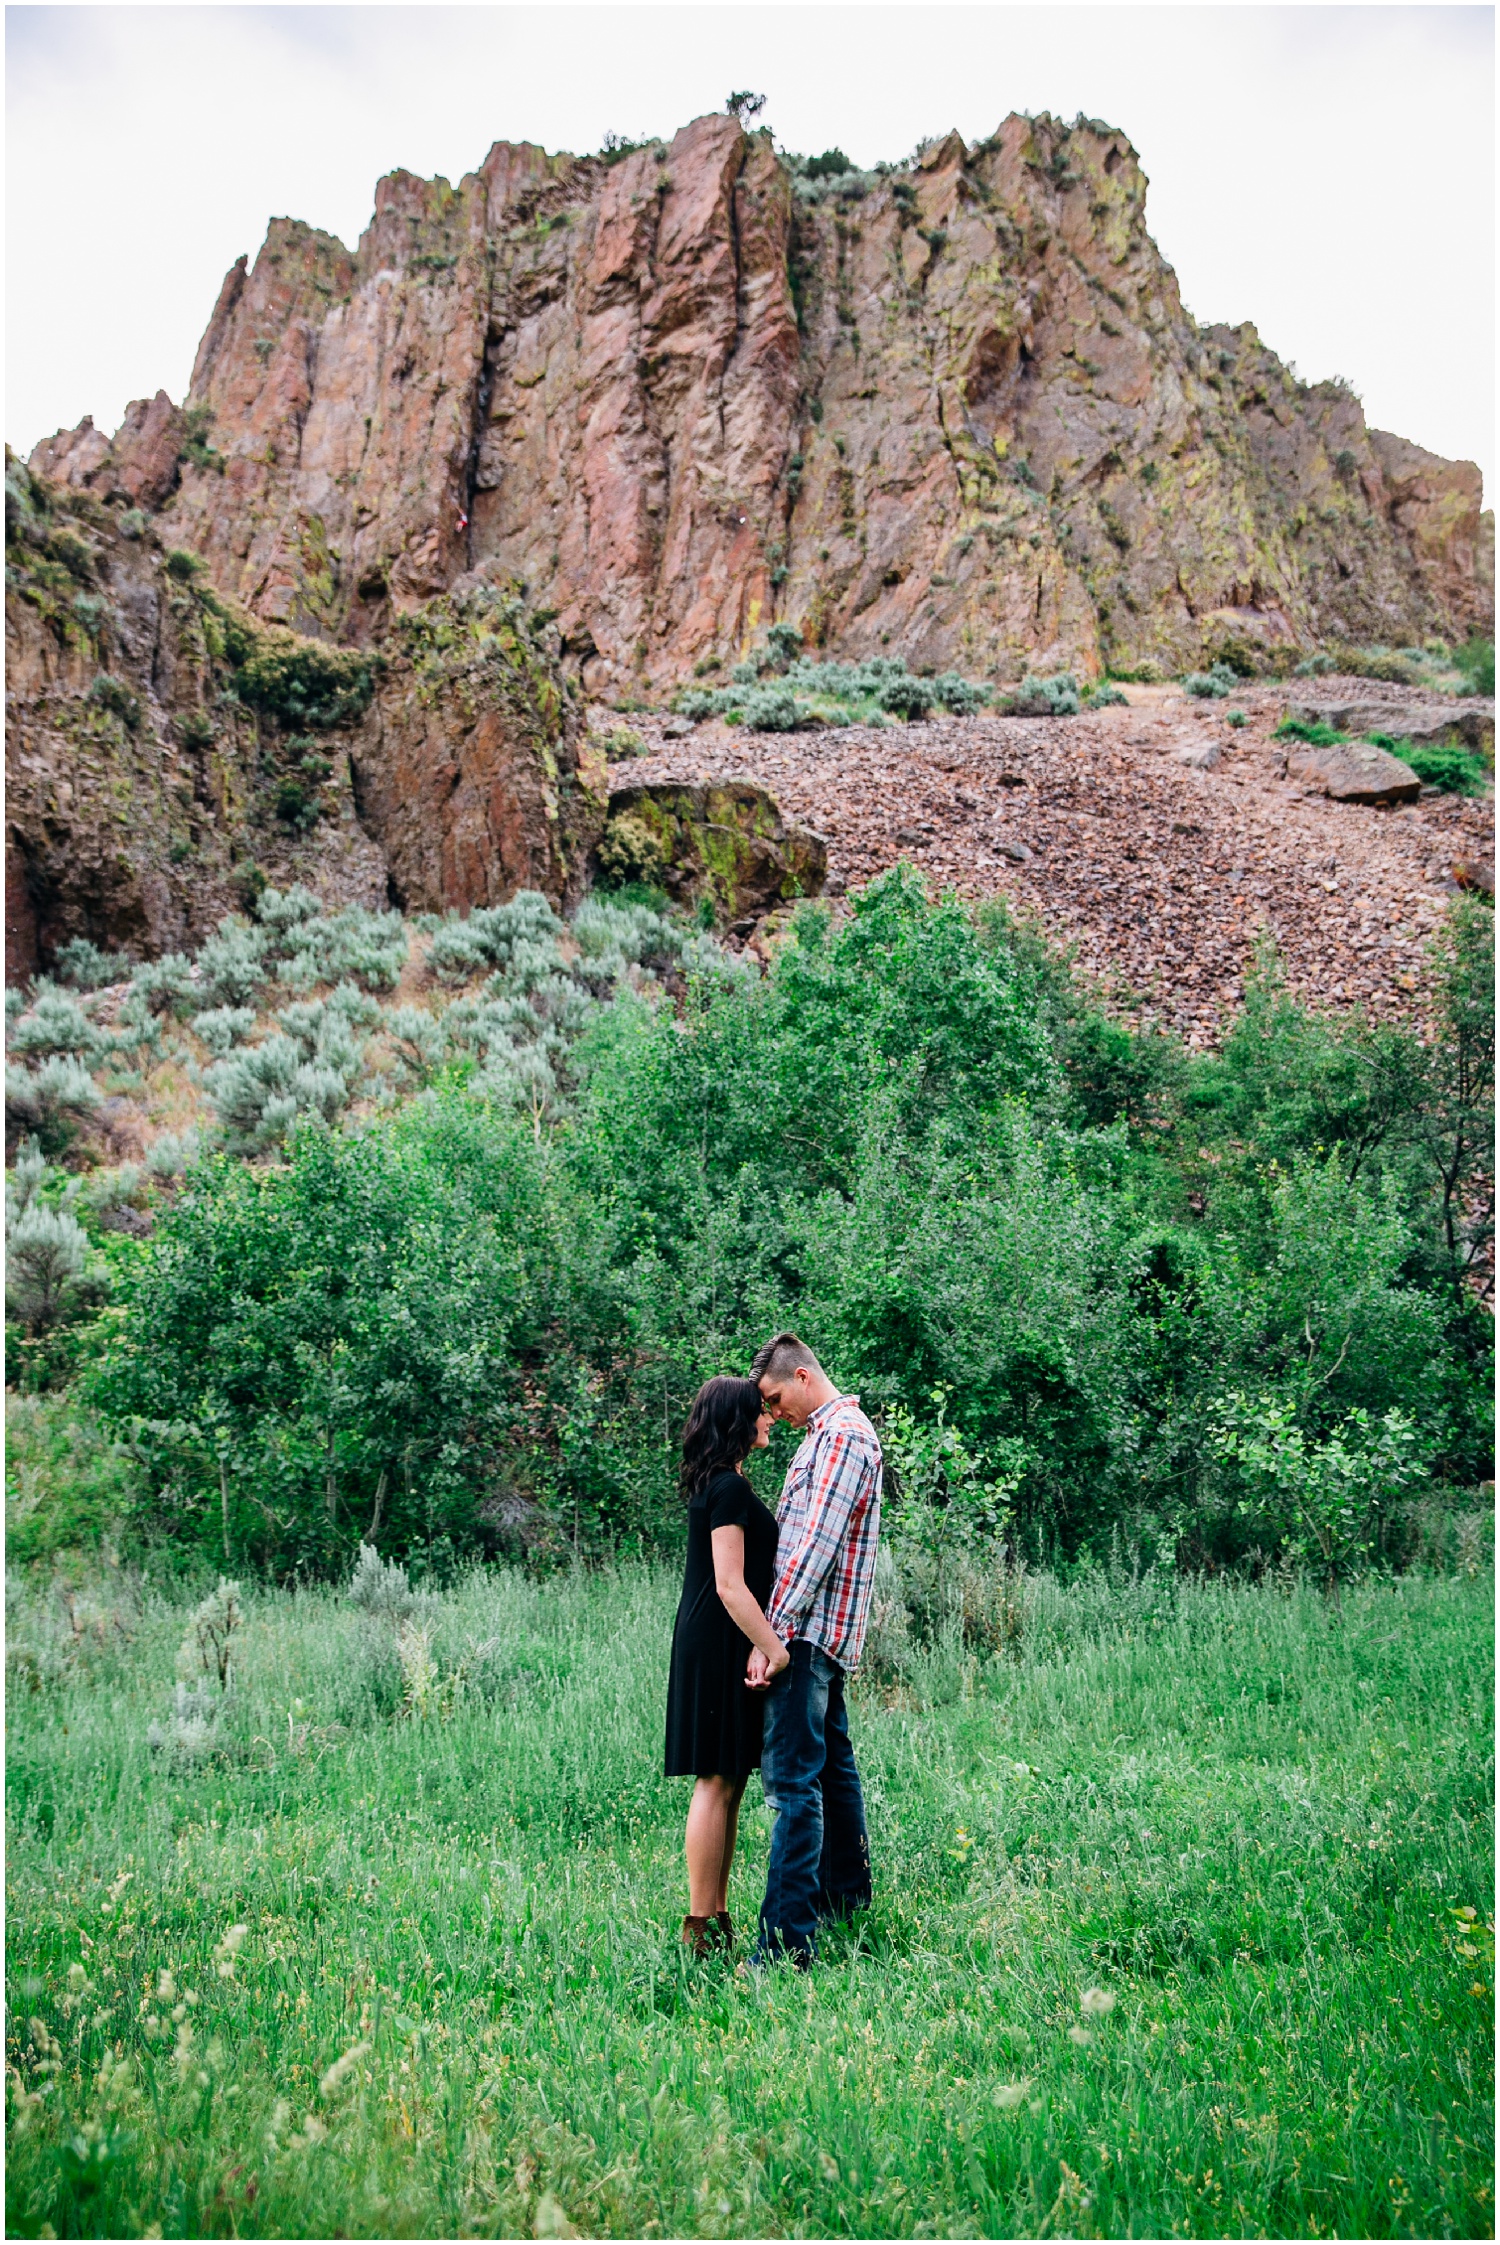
[767,1394,882,1673]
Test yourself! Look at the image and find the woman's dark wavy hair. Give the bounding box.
[679,1375,764,1501]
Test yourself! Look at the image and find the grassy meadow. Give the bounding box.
[5,1556,1493,2240]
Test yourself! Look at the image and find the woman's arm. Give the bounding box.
[711,1526,789,1673]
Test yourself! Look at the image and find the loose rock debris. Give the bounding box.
[607,679,1494,1044]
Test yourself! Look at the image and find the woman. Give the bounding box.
[664,1375,786,1954]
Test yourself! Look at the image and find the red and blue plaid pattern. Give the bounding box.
[767,1395,883,1673]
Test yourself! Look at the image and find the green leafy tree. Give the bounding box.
[1211,1390,1423,1598]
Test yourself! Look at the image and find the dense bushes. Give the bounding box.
[674,648,992,729]
[67,873,1491,1580]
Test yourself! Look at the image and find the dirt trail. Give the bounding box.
[608,679,1493,1043]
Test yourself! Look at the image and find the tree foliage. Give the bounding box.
[67,871,1493,1576]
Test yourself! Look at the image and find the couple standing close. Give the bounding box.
[663,1332,882,1967]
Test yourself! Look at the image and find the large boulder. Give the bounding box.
[1285,696,1495,754]
[597,782,826,926]
[1284,739,1422,805]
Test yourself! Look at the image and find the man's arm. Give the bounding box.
[767,1429,878,1635]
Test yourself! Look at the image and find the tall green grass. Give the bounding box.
[5,1562,1493,2238]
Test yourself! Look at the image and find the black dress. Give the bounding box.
[664,1468,780,1779]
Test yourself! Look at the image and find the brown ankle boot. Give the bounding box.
[714,1910,734,1947]
[681,1914,714,1957]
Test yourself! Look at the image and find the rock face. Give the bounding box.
[29,112,1492,698]
[4,463,387,979]
[4,461,600,975]
[348,588,606,915]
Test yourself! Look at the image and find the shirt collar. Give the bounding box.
[806,1392,854,1433]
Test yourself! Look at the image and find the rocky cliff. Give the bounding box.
[28,111,1492,697]
[11,108,1494,981]
[4,462,605,976]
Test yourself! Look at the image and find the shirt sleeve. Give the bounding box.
[768,1429,877,1631]
[707,1472,754,1533]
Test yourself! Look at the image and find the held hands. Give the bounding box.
[745,1638,789,1690]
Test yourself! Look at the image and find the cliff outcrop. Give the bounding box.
[29,111,1492,697]
[11,107,1493,982]
[4,461,603,976]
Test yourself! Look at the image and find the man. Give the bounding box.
[747,1330,882,1966]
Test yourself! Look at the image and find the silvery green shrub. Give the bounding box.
[741,683,808,731]
[877,673,937,719]
[145,1129,200,1180]
[192,1006,258,1059]
[260,888,409,992]
[5,1202,90,1329]
[130,954,195,1017]
[54,937,133,991]
[1011,672,1080,716]
[206,1017,365,1154]
[5,1056,103,1135]
[348,1541,415,1619]
[6,1136,49,1219]
[196,919,269,1008]
[381,1005,449,1085]
[931,672,991,714]
[427,894,564,984]
[9,992,105,1062]
[571,898,680,968]
[1183,663,1239,699]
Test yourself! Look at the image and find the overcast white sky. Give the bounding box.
[6,3,1494,499]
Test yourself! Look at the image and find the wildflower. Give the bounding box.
[213,1923,249,1979]
[992,2080,1031,2108]
[8,2069,46,2131]
[318,2039,371,2099]
[1081,1986,1116,2017]
[66,1963,90,1993]
[1068,2025,1093,2046]
[533,2191,578,2238]
[155,1971,177,2003]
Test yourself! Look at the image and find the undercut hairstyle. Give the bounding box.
[679,1375,765,1502]
[749,1331,824,1388]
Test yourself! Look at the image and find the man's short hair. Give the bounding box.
[750,1331,823,1386]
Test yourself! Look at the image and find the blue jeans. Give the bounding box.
[757,1640,872,1965]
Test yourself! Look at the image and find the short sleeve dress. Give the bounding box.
[664,1468,780,1779]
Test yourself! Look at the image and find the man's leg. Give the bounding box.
[816,1662,873,1922]
[756,1643,831,1966]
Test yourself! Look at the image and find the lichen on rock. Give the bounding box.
[598,782,827,926]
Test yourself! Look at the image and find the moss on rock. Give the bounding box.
[599,783,826,924]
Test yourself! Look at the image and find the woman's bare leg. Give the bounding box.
[685,1777,737,1917]
[715,1777,749,1914]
